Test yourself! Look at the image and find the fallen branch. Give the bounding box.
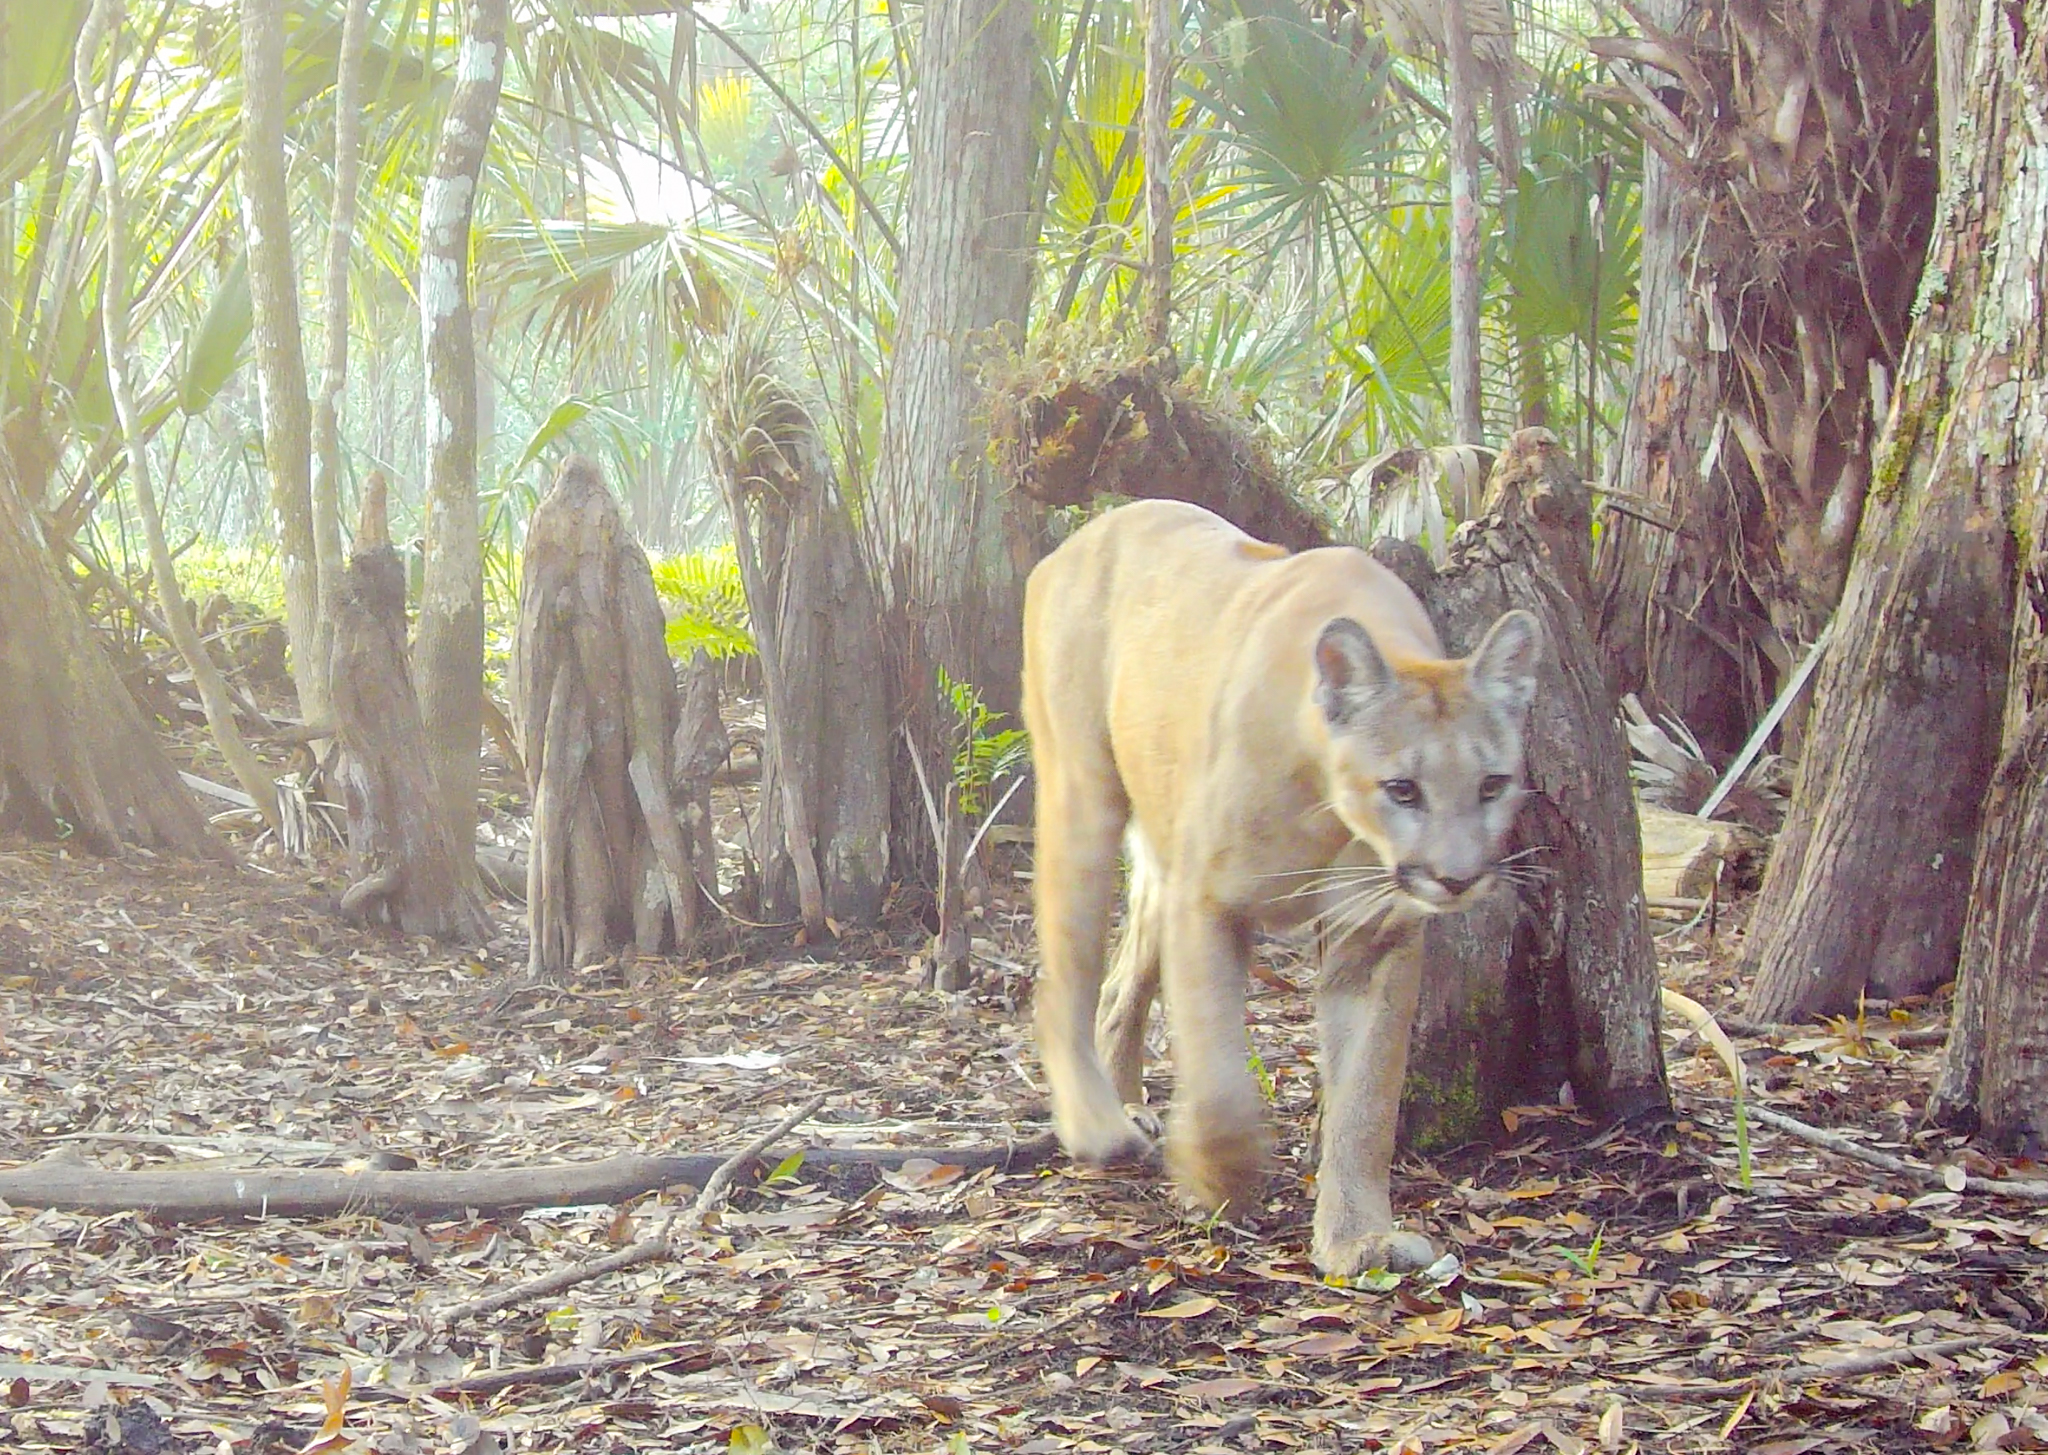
[0,1129,1059,1222]
[436,1094,826,1329]
[1804,1333,2014,1378]
[1746,1106,2048,1202]
[418,1344,712,1399]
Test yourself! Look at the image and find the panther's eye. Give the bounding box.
[1382,779,1423,808]
[1479,774,1514,802]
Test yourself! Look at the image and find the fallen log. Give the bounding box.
[0,1132,1059,1222]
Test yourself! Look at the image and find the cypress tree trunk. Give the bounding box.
[0,446,222,860]
[1922,0,2048,1150]
[241,0,325,723]
[414,0,507,860]
[1745,0,2025,1022]
[870,0,1040,985]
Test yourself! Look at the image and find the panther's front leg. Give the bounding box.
[1159,892,1271,1215]
[1310,920,1438,1276]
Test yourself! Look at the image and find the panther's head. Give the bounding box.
[1311,609,1543,913]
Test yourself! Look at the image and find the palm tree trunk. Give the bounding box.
[241,0,325,725]
[1140,0,1175,352]
[1443,0,1486,447]
[311,0,372,712]
[414,0,508,859]
[76,0,279,833]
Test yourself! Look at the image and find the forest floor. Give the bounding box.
[1,832,2045,1455]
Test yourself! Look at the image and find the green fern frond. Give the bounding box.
[651,545,756,660]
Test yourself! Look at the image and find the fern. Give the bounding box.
[938,668,1031,819]
[651,546,756,661]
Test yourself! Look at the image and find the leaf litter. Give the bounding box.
[0,845,2044,1454]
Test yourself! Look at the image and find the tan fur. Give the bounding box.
[1022,499,1540,1276]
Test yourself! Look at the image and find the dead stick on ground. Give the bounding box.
[1805,1334,2016,1378]
[435,1094,827,1329]
[1746,1106,2048,1203]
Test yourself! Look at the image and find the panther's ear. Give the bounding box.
[1469,610,1542,718]
[1314,617,1395,726]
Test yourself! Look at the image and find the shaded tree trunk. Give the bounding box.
[75,0,280,836]
[870,0,1041,985]
[1589,0,1740,744]
[512,459,698,974]
[1590,0,1937,759]
[310,0,372,704]
[414,0,506,860]
[1743,0,2030,1024]
[1376,430,1668,1146]
[330,475,490,941]
[241,0,324,724]
[0,446,222,859]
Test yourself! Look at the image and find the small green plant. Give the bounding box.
[1561,1226,1604,1278]
[938,667,1029,819]
[1248,1049,1276,1104]
[651,546,756,661]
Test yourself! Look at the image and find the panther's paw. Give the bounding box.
[1166,1118,1273,1218]
[1311,1228,1439,1279]
[1057,1105,1158,1169]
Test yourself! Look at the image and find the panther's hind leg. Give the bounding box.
[1096,827,1165,1108]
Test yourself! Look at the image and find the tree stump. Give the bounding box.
[1375,429,1669,1147]
[329,474,490,940]
[511,457,698,974]
[671,650,730,915]
[705,351,890,932]
[0,445,224,859]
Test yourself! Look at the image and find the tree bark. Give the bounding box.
[329,476,490,941]
[1378,430,1668,1147]
[1589,0,1938,758]
[310,0,372,704]
[1442,0,1485,447]
[710,370,890,931]
[1588,0,1741,743]
[75,0,280,835]
[240,0,325,725]
[512,458,696,975]
[414,0,507,861]
[0,447,223,860]
[1920,0,2048,1150]
[870,0,1040,984]
[1744,0,2028,1023]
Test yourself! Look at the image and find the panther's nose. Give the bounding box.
[1435,873,1481,897]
